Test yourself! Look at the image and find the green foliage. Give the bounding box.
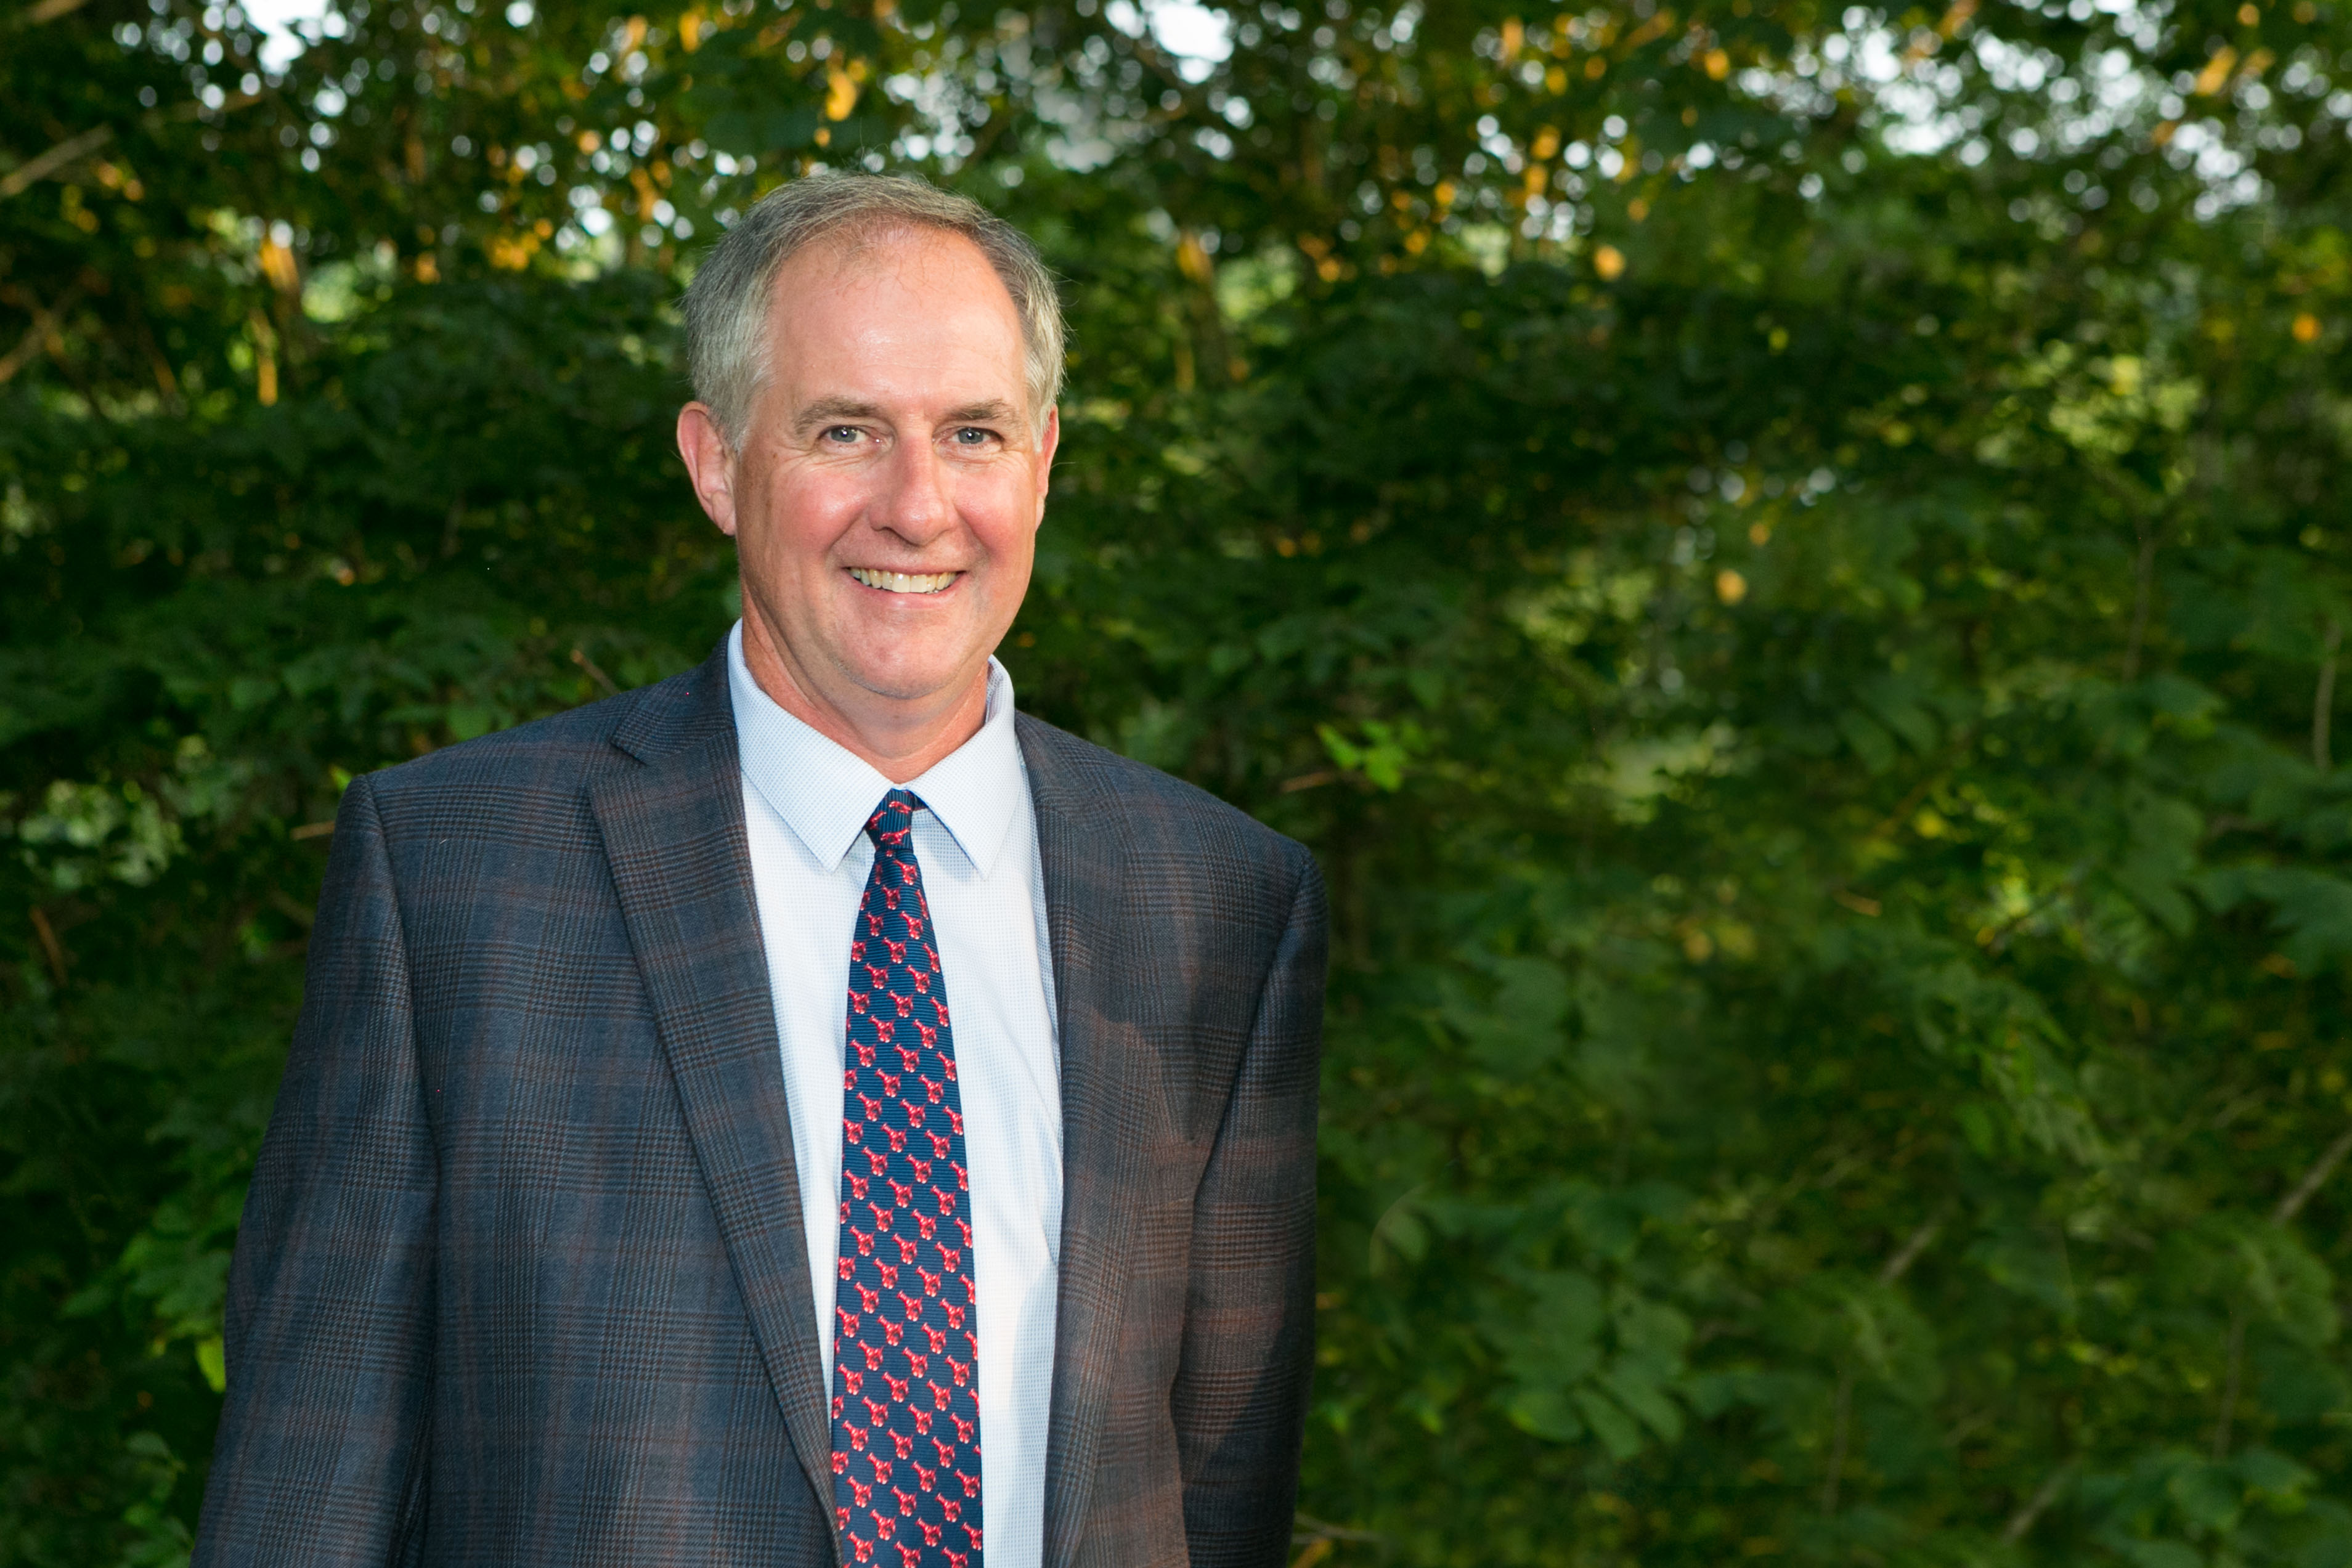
[12,0,2352,1561]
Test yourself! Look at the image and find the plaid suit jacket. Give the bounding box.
[192,643,1325,1568]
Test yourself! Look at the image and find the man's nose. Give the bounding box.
[876,435,953,545]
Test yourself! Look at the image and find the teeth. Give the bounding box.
[848,568,958,595]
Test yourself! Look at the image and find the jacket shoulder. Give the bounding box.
[361,664,708,817]
[1014,712,1316,889]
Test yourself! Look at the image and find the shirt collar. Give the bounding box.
[726,620,1026,879]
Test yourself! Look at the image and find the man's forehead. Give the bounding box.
[757,229,1029,423]
[775,222,1015,314]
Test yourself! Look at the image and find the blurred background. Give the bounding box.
[7,0,2352,1559]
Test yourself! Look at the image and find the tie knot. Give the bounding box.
[864,789,924,848]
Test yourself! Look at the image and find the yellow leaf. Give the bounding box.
[1176,231,1214,283]
[247,309,279,405]
[487,231,538,270]
[256,237,300,295]
[825,60,859,120]
[2295,312,2322,343]
[2194,45,2237,95]
[1715,568,1748,604]
[1593,243,1626,281]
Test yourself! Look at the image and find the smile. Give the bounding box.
[847,568,959,595]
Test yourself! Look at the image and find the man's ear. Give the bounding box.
[677,403,740,537]
[1033,404,1060,521]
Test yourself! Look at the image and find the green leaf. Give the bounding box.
[1571,1387,1648,1461]
[1443,956,1570,1073]
[195,1338,227,1395]
[2166,1461,2243,1532]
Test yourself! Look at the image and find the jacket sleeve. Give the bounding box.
[1175,846,1328,1567]
[193,774,438,1566]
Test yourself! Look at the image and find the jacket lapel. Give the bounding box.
[1020,717,1151,1568]
[589,652,840,1560]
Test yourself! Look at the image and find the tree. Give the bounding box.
[10,0,2352,1561]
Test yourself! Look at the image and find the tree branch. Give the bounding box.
[1820,1364,1855,1516]
[28,907,67,987]
[1292,1514,1383,1545]
[2212,1304,2246,1460]
[2000,1461,2075,1543]
[2273,1123,2352,1225]
[1812,1205,1955,1523]
[0,284,81,386]
[0,123,113,201]
[570,646,620,697]
[2316,617,2341,773]
[2123,524,2159,681]
[1879,1204,1951,1283]
[1293,1511,1383,1567]
[2,91,264,206]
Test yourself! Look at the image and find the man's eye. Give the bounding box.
[952,428,990,445]
[825,426,861,444]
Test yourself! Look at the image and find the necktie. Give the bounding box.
[831,789,983,1568]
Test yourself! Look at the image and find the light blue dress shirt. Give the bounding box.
[726,622,1062,1568]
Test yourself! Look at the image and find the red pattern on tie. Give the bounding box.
[832,790,983,1568]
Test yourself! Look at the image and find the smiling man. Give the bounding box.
[194,176,1327,1568]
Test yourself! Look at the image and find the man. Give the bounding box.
[193,175,1326,1568]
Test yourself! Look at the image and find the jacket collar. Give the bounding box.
[607,640,737,765]
[590,640,844,1561]
[1017,715,1151,1568]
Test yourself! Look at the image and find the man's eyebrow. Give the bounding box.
[791,397,884,436]
[940,400,1020,426]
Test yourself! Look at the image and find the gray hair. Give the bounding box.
[680,173,1065,446]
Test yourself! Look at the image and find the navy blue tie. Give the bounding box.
[829,789,983,1568]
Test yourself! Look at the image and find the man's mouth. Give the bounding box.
[847,568,959,595]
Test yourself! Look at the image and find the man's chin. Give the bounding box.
[832,646,991,709]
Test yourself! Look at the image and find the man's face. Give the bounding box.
[694,225,1056,718]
